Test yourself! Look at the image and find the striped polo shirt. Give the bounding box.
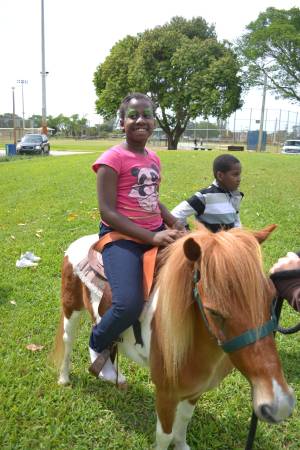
[171,180,244,233]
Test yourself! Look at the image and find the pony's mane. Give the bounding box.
[155,225,271,382]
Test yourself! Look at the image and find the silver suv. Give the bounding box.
[281,139,300,155]
[17,134,50,155]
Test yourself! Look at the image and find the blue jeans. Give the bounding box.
[89,223,164,353]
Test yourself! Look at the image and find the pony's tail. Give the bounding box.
[49,310,65,369]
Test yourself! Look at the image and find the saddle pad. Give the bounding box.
[75,241,158,300]
[75,254,106,298]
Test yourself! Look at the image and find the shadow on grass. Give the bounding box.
[0,286,13,305]
[189,405,292,450]
[80,375,156,442]
[67,371,286,450]
[279,345,300,384]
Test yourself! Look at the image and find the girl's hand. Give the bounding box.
[151,229,183,247]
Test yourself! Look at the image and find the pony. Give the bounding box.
[53,224,295,450]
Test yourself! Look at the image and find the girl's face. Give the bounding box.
[217,163,242,191]
[121,98,155,145]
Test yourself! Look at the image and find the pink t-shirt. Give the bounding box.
[92,144,163,230]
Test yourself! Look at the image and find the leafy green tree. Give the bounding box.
[51,114,71,135]
[94,16,242,149]
[28,115,42,128]
[94,35,140,118]
[47,115,61,135]
[238,7,300,103]
[99,118,115,133]
[0,113,22,128]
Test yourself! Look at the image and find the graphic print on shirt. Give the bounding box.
[129,164,160,212]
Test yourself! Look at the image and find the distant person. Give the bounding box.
[270,251,300,313]
[88,93,183,379]
[171,154,243,232]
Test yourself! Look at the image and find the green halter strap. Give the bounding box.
[193,269,278,353]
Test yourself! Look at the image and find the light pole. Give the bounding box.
[17,79,28,130]
[257,73,267,152]
[41,0,48,134]
[12,87,17,145]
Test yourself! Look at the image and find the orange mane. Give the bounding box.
[155,225,271,382]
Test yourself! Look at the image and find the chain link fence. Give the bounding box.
[1,108,299,151]
[149,108,300,152]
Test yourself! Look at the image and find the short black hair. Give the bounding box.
[119,93,154,120]
[213,154,240,177]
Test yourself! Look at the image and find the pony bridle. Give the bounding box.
[193,269,278,353]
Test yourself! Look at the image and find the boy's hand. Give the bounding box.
[171,220,186,231]
[151,229,183,247]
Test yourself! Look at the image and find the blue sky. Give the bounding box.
[1,0,299,125]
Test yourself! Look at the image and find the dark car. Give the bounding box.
[17,134,50,155]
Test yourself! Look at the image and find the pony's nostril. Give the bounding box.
[260,404,277,423]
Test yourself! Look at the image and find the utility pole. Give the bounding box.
[233,111,236,142]
[248,108,252,133]
[41,0,48,134]
[17,79,28,130]
[273,117,277,145]
[257,73,267,151]
[12,87,17,145]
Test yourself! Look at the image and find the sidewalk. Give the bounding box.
[0,150,95,157]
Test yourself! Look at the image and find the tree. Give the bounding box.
[28,115,42,128]
[94,35,140,118]
[94,17,242,149]
[238,7,300,104]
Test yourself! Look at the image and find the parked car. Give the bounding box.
[281,139,300,154]
[16,134,50,155]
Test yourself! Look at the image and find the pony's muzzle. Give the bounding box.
[255,384,295,424]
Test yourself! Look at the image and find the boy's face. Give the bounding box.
[120,98,155,144]
[217,163,242,191]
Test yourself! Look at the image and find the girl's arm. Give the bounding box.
[158,201,184,230]
[97,166,180,246]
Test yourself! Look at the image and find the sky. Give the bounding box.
[1,0,299,127]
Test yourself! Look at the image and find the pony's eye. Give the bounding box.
[207,309,224,322]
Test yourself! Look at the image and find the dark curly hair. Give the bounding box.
[213,154,241,177]
[119,93,154,120]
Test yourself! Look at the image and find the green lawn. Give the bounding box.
[50,138,122,152]
[0,148,300,449]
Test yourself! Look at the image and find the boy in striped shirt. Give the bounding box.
[171,154,243,232]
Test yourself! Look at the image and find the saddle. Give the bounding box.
[76,232,159,300]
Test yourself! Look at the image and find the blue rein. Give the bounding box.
[193,269,278,353]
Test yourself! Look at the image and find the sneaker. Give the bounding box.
[16,257,38,268]
[21,251,41,262]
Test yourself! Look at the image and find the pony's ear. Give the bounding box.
[253,224,277,244]
[183,237,201,262]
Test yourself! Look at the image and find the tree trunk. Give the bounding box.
[168,136,178,150]
[167,134,180,150]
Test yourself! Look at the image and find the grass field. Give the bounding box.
[50,138,122,152]
[1,145,300,449]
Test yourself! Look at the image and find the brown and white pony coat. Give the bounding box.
[53,225,295,450]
